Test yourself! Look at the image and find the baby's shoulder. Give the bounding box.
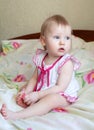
[58,54,80,72]
[33,49,47,66]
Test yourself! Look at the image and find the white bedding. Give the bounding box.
[0,38,94,130]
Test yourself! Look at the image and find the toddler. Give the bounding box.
[0,14,80,120]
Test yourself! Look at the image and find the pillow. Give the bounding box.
[82,41,94,51]
[2,35,85,54]
[0,40,43,89]
[72,41,94,89]
[2,40,23,54]
[1,39,41,54]
[71,35,85,50]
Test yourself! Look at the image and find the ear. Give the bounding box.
[40,36,46,46]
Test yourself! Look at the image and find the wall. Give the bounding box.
[0,0,94,42]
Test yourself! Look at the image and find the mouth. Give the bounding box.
[58,48,64,52]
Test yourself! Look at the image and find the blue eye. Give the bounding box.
[65,36,70,40]
[53,36,60,39]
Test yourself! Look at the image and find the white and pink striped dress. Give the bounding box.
[33,49,80,103]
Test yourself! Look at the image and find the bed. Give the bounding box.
[0,30,94,130]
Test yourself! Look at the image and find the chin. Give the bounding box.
[56,54,64,57]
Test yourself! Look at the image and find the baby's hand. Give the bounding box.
[16,90,29,108]
[16,88,25,101]
[23,92,39,105]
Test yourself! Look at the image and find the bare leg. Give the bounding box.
[0,94,69,120]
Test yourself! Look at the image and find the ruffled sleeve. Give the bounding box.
[70,56,81,71]
[33,49,47,67]
[58,54,81,74]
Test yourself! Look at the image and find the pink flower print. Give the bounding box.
[12,42,21,49]
[53,107,68,113]
[0,52,6,56]
[13,74,26,82]
[27,128,32,130]
[84,70,94,84]
[20,61,24,65]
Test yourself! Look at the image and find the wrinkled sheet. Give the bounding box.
[0,41,94,130]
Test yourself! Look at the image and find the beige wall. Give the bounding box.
[0,0,94,41]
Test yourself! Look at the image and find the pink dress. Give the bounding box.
[33,49,80,103]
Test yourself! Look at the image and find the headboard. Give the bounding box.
[10,30,94,42]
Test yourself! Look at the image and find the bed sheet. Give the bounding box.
[0,39,94,130]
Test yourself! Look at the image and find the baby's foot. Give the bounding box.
[1,104,17,120]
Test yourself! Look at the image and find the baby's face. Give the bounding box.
[43,23,72,57]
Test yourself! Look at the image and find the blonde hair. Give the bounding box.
[40,14,71,36]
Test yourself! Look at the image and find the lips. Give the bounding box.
[58,48,64,52]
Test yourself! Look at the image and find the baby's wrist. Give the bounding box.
[25,85,33,93]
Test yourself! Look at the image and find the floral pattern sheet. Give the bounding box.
[0,39,94,130]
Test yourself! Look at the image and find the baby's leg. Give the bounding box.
[0,94,69,120]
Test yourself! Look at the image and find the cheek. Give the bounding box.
[66,42,71,49]
[46,39,55,48]
[47,44,54,50]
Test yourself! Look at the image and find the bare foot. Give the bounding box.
[1,104,17,120]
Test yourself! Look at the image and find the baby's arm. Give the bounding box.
[25,68,38,94]
[38,60,74,98]
[18,68,38,95]
[23,91,39,105]
[16,68,38,107]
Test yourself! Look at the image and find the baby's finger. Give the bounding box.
[23,95,28,103]
[25,100,31,105]
[21,93,26,99]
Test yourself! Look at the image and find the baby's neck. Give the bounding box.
[44,55,62,65]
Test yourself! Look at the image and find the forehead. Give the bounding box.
[46,22,71,35]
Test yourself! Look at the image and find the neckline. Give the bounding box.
[41,53,62,70]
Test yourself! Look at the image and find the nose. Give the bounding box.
[59,39,65,45]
